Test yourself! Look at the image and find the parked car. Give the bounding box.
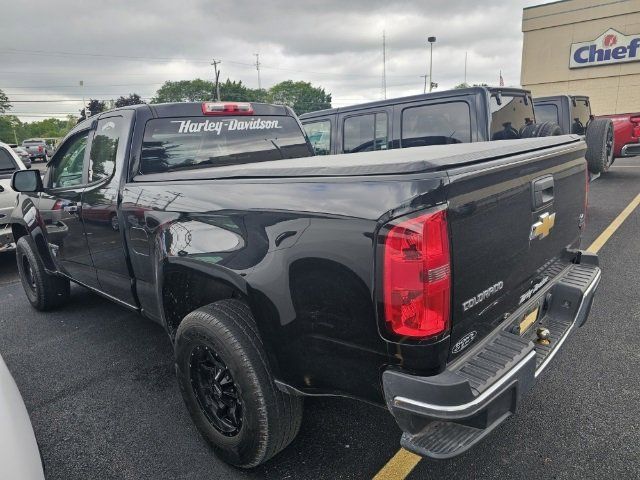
[21,139,50,162]
[533,95,614,174]
[0,354,45,480]
[597,112,640,158]
[299,87,560,156]
[9,101,600,467]
[0,141,27,251]
[7,145,32,169]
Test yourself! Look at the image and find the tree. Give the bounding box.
[87,99,106,116]
[0,88,10,114]
[115,93,145,107]
[266,81,331,115]
[151,79,216,103]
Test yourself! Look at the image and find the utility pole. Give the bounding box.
[254,53,262,90]
[382,30,387,100]
[79,80,85,113]
[211,59,221,101]
[464,51,468,85]
[428,36,436,92]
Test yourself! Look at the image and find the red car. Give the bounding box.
[598,113,640,158]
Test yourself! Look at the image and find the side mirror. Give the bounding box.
[12,169,43,193]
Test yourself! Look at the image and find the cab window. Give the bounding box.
[401,102,471,147]
[343,113,388,153]
[50,132,89,188]
[303,120,331,155]
[535,104,559,125]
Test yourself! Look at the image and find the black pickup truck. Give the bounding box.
[299,87,560,156]
[9,101,601,468]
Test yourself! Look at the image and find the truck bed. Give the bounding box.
[134,135,583,181]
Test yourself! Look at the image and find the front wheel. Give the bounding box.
[16,236,70,310]
[174,299,303,468]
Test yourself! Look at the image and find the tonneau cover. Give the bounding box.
[134,135,583,181]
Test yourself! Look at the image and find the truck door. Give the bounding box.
[81,112,137,307]
[39,129,98,287]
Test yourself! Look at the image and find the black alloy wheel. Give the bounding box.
[189,344,242,436]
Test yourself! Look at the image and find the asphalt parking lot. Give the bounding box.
[1,159,639,480]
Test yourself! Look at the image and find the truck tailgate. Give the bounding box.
[446,139,588,359]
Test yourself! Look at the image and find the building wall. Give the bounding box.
[522,0,640,115]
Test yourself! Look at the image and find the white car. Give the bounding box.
[0,141,27,252]
[0,354,45,480]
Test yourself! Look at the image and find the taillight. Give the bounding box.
[630,115,640,138]
[38,145,43,152]
[201,102,254,115]
[382,209,451,338]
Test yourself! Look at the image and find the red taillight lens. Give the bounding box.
[382,209,451,338]
[201,102,254,115]
[38,146,43,152]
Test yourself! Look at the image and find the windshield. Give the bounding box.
[140,116,311,174]
[490,94,535,140]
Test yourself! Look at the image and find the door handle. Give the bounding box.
[63,203,79,213]
[531,175,554,210]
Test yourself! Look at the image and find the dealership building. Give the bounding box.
[521,0,640,115]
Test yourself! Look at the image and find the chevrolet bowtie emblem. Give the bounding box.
[530,212,556,240]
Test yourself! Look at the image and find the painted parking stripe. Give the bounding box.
[372,192,640,480]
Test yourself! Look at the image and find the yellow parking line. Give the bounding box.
[372,449,422,480]
[587,192,640,253]
[373,193,640,480]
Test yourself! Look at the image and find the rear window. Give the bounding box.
[490,94,535,140]
[401,102,471,147]
[571,99,591,135]
[140,116,310,174]
[535,104,559,125]
[0,148,18,171]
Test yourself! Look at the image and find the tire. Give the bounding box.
[519,121,562,138]
[16,236,70,311]
[585,118,614,174]
[175,299,303,468]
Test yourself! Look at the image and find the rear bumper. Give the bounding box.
[619,143,640,157]
[382,252,601,459]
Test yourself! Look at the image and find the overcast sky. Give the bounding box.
[2,0,552,121]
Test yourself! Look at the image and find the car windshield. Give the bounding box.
[489,93,535,140]
[140,116,311,174]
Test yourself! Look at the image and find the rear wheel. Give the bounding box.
[16,236,70,311]
[174,299,303,468]
[585,118,614,174]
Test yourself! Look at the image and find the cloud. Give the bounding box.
[0,0,550,120]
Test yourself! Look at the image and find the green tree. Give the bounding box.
[0,115,21,143]
[266,80,331,115]
[115,93,144,107]
[151,79,216,103]
[0,88,11,114]
[454,82,489,89]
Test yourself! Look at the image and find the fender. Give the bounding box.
[10,195,58,272]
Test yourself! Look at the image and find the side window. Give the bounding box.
[343,113,388,153]
[535,104,559,125]
[402,102,471,147]
[50,132,89,189]
[0,147,17,171]
[89,117,124,182]
[303,120,331,155]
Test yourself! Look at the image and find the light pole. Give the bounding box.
[428,36,436,92]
